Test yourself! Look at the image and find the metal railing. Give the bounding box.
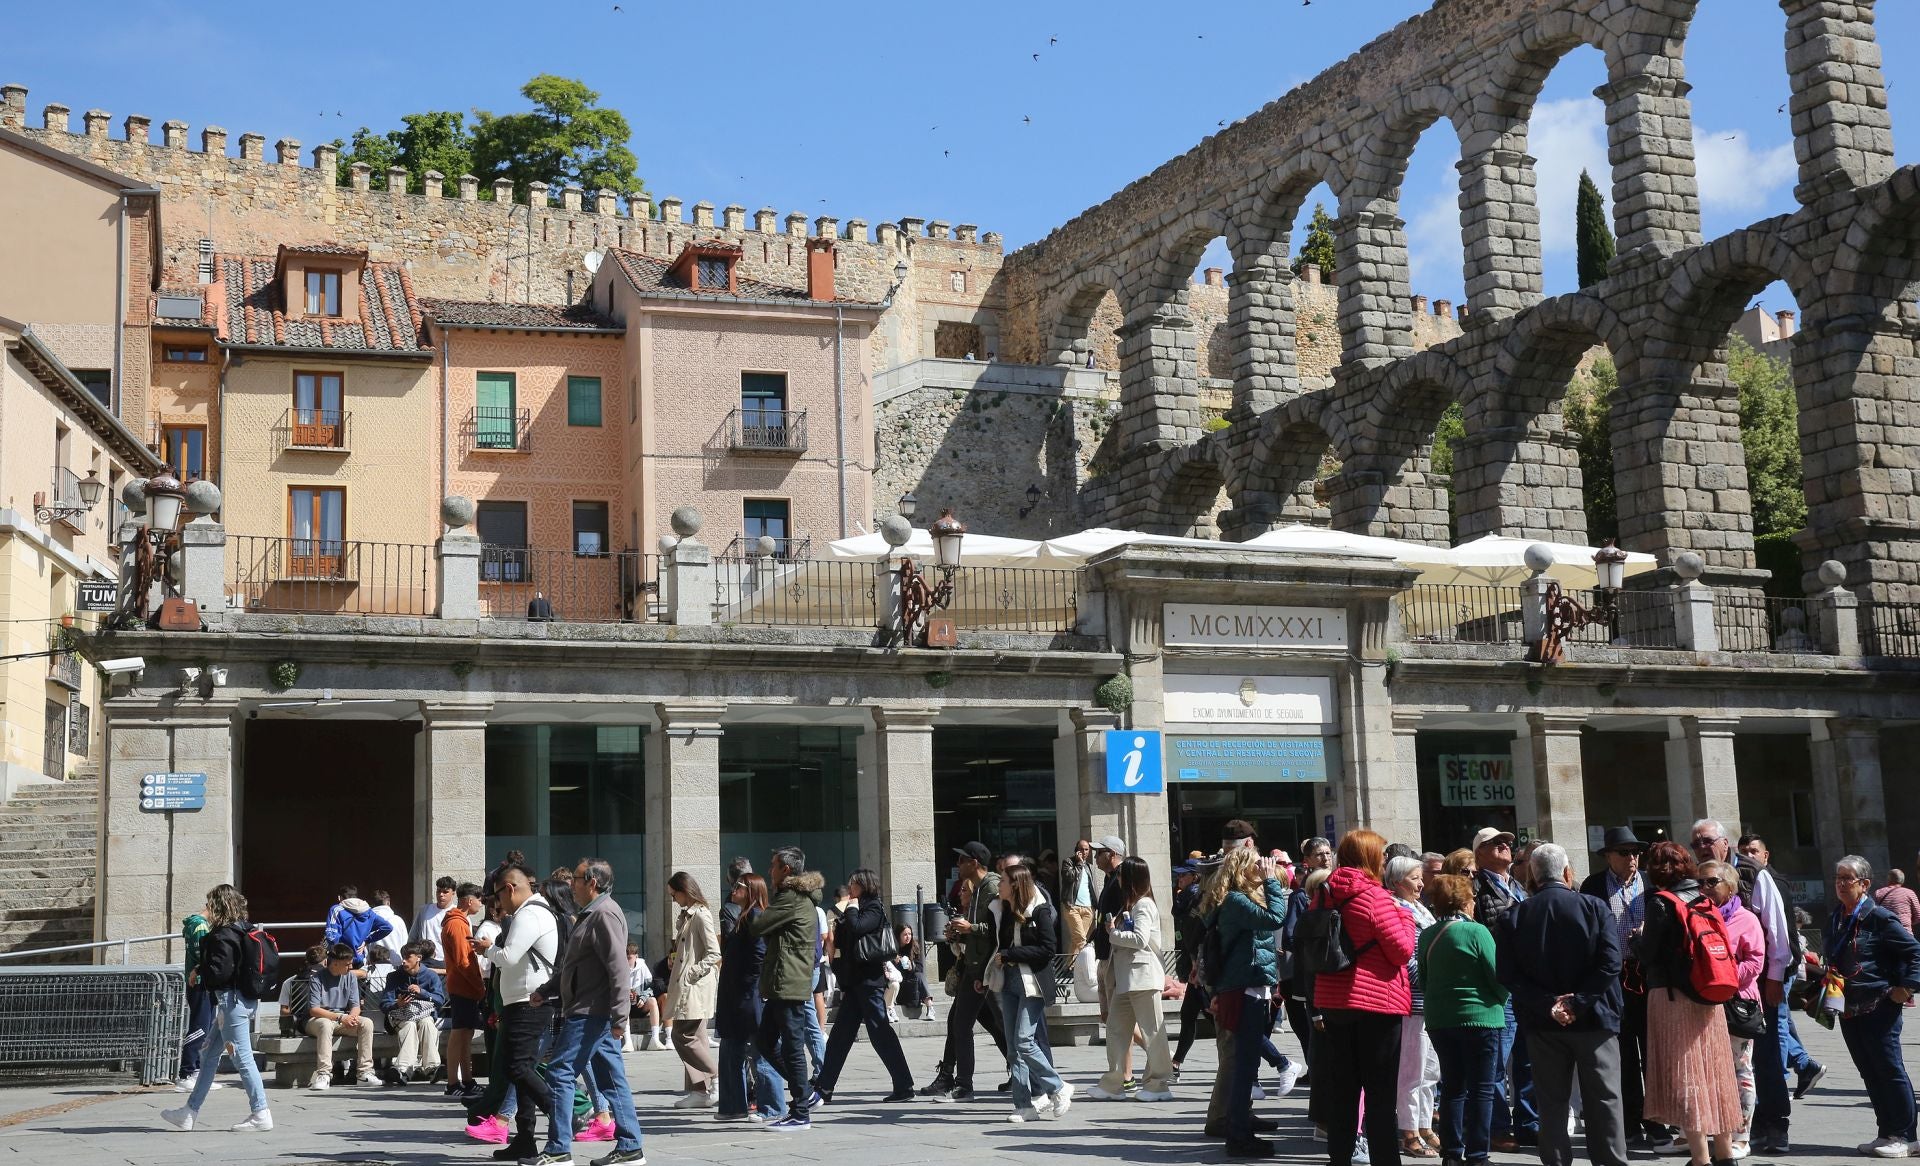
[726,407,808,454]
[944,565,1080,633]
[1564,588,1681,650]
[47,650,82,690]
[0,921,328,967]
[713,556,879,627]
[479,546,660,622]
[275,407,351,451]
[1715,593,1820,653]
[226,534,436,616]
[1864,601,1920,657]
[722,534,813,560]
[49,465,83,507]
[1397,584,1528,645]
[463,406,531,452]
[0,967,186,1084]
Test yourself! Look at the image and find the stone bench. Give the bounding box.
[1042,998,1185,1046]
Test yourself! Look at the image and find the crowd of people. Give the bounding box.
[150,818,1920,1166]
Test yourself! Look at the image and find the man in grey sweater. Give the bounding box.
[301,942,375,1089]
[530,857,645,1166]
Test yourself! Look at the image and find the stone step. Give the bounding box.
[0,846,97,866]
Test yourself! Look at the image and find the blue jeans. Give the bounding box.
[542,1015,643,1157]
[1842,999,1917,1141]
[1778,995,1813,1072]
[186,990,268,1116]
[1494,1002,1539,1136]
[1228,995,1272,1144]
[998,987,1063,1111]
[757,999,813,1120]
[1432,1025,1501,1163]
[1751,991,1791,1138]
[803,992,827,1077]
[718,1032,785,1116]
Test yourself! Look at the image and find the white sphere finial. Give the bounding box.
[879,514,913,549]
[1817,559,1847,589]
[670,506,703,538]
[1522,544,1554,576]
[1673,552,1705,581]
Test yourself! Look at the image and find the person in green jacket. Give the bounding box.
[1201,847,1290,1159]
[178,912,215,1088]
[1420,873,1510,1166]
[748,845,823,1130]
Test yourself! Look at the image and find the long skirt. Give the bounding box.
[1643,990,1742,1134]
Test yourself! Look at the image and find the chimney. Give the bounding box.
[806,238,837,302]
[1411,294,1427,315]
[1777,309,1796,338]
[202,126,227,155]
[84,110,110,139]
[124,114,152,144]
[1204,267,1224,288]
[1434,299,1453,319]
[1303,262,1322,287]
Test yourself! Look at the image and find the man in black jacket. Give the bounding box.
[1474,826,1537,1148]
[1090,833,1128,1031]
[1498,843,1628,1166]
[1579,826,1658,1146]
[807,868,916,1106]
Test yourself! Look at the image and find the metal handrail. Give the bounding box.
[0,920,328,965]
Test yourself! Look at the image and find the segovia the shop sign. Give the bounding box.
[1438,754,1517,807]
[1163,603,1347,649]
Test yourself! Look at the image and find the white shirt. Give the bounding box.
[1747,865,1795,982]
[412,901,451,962]
[371,905,408,965]
[489,898,558,1006]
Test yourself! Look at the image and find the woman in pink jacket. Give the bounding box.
[1312,830,1418,1166]
[1702,860,1765,1159]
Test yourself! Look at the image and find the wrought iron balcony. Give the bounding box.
[726,407,807,455]
[277,408,351,452]
[464,406,532,453]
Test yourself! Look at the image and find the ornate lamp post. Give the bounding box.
[898,507,966,645]
[110,466,218,630]
[896,491,918,520]
[35,469,106,526]
[1531,538,1630,663]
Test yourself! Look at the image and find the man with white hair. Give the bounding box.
[1495,843,1629,1166]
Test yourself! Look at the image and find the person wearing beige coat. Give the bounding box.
[1089,857,1176,1100]
[664,873,722,1104]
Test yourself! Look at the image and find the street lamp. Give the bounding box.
[143,468,186,537]
[1530,537,1630,664]
[35,468,107,526]
[899,507,966,646]
[930,507,967,569]
[896,491,918,520]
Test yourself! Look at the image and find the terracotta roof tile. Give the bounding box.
[423,299,623,332]
[611,249,809,301]
[210,251,429,353]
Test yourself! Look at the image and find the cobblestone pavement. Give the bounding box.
[0,1012,1900,1164]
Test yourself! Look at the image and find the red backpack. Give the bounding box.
[1656,890,1739,1004]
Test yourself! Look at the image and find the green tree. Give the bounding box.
[1576,170,1616,289]
[1292,203,1338,277]
[332,112,474,194]
[470,75,643,202]
[1729,334,1805,537]
[1562,356,1619,540]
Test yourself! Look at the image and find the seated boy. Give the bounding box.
[379,941,447,1085]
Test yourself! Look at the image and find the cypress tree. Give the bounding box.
[1292,203,1338,277]
[1576,170,1615,288]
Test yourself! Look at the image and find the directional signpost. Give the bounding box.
[139,771,207,813]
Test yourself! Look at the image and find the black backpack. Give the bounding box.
[1195,914,1230,993]
[1293,890,1373,984]
[234,923,280,1000]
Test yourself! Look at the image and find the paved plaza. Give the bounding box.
[0,1013,1900,1165]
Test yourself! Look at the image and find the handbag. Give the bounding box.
[942,963,963,998]
[1724,995,1766,1039]
[851,919,894,965]
[984,958,1006,994]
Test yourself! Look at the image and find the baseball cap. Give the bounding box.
[953,841,991,865]
[1472,827,1516,851]
[1172,860,1200,877]
[1092,834,1127,856]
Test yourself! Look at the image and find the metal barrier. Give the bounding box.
[1864,601,1920,657]
[1715,593,1820,653]
[1397,584,1528,645]
[0,966,186,1084]
[479,547,660,622]
[227,535,436,616]
[1565,588,1681,650]
[0,921,327,966]
[713,556,879,627]
[945,566,1080,634]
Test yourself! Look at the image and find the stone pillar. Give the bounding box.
[1113,298,1202,452]
[1663,716,1740,838]
[1326,460,1451,546]
[438,532,482,620]
[1449,426,1587,543]
[871,708,938,908]
[1593,73,1703,256]
[1332,205,1414,367]
[1609,378,1761,572]
[419,703,490,908]
[1812,560,1862,656]
[1224,253,1301,419]
[1457,147,1544,319]
[1781,0,1897,201]
[1376,709,1423,848]
[1065,709,1171,921]
[1809,718,1889,874]
[648,704,725,946]
[101,703,237,963]
[178,516,226,617]
[664,536,713,625]
[1527,714,1591,881]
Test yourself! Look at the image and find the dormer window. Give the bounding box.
[697,257,731,290]
[665,240,743,295]
[306,270,342,316]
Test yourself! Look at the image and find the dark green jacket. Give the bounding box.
[962,871,1002,977]
[1210,878,1289,991]
[749,870,823,1002]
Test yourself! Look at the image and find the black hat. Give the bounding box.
[1598,826,1647,855]
[953,841,991,865]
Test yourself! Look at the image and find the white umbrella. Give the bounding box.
[1033,527,1232,563]
[1242,523,1437,562]
[825,530,1043,568]
[1442,534,1658,589]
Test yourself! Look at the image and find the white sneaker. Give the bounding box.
[1008,1106,1041,1123]
[921,1004,937,1022]
[308,1073,331,1091]
[1729,1142,1751,1160]
[173,1074,223,1093]
[160,1106,194,1131]
[231,1111,273,1132]
[1275,1060,1303,1097]
[673,1090,715,1109]
[1084,1084,1127,1101]
[1863,1138,1912,1159]
[887,1007,901,1023]
[1133,1089,1174,1102]
[620,1034,635,1053]
[1250,1082,1267,1100]
[355,1072,379,1086]
[1046,1082,1073,1119]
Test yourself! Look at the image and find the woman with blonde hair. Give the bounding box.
[1201,846,1290,1158]
[162,884,273,1134]
[989,864,1068,1122]
[663,871,722,1107]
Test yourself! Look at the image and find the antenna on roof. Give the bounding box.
[583,249,604,274]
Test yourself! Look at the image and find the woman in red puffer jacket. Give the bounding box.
[1311,829,1417,1166]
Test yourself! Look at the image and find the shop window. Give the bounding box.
[719,726,860,886]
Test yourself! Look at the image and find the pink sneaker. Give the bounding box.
[578,1115,616,1142]
[465,1115,510,1144]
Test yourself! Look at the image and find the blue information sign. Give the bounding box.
[1167,735,1328,783]
[1104,730,1164,795]
[140,772,207,812]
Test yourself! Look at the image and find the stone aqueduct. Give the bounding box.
[996,0,1920,599]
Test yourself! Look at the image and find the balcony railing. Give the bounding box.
[1714,593,1820,653]
[478,546,660,622]
[712,556,879,628]
[275,408,351,452]
[726,407,808,454]
[721,534,813,561]
[1864,602,1920,658]
[226,534,435,616]
[1397,584,1529,645]
[48,651,81,691]
[463,406,531,453]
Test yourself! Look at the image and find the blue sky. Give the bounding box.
[7,0,1915,313]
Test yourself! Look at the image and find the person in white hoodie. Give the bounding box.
[1086,856,1176,1101]
[470,860,560,1164]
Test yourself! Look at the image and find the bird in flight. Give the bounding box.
[1777,103,1787,113]
[943,149,950,157]
[1218,119,1227,127]
[1032,53,1040,61]
[1023,115,1032,124]
[612,3,622,9]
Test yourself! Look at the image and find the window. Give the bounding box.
[293,372,344,446]
[741,372,786,423]
[161,426,206,479]
[163,344,208,363]
[72,369,111,409]
[305,270,342,316]
[743,498,790,555]
[477,501,529,582]
[573,501,609,556]
[476,372,518,449]
[567,376,602,427]
[289,487,345,577]
[697,256,730,290]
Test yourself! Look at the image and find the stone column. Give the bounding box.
[1326,460,1451,546]
[1112,298,1203,453]
[1223,253,1301,419]
[179,516,227,618]
[1375,709,1422,848]
[1449,427,1587,543]
[1593,73,1703,256]
[1527,714,1591,881]
[648,703,724,944]
[1781,0,1897,201]
[437,531,482,620]
[1609,378,1761,574]
[1457,146,1544,319]
[1332,205,1414,368]
[1662,716,1741,838]
[1809,718,1889,874]
[871,707,938,907]
[419,703,490,907]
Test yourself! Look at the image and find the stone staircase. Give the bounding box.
[0,776,99,963]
